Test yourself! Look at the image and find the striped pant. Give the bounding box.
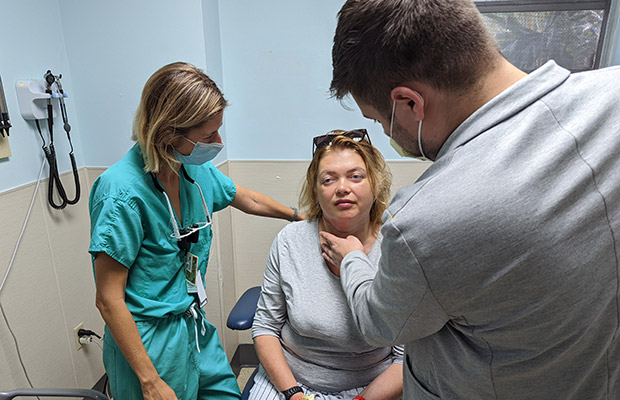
[248,365,365,400]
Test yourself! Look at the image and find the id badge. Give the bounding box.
[184,252,199,293]
[196,269,208,307]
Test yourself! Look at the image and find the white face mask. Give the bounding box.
[389,100,428,161]
[174,137,224,165]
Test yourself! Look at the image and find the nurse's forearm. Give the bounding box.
[97,298,160,384]
[94,253,169,394]
[231,184,303,221]
[98,300,178,399]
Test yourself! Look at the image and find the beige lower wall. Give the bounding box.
[0,159,429,390]
[0,168,105,391]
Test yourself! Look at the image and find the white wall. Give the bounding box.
[57,0,216,168]
[217,0,399,161]
[2,0,619,193]
[0,0,82,193]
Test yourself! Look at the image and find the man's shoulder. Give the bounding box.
[559,64,620,95]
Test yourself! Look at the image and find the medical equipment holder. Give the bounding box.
[16,71,81,210]
[15,79,61,121]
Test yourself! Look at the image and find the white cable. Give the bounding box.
[0,159,46,295]
[79,334,104,351]
[0,158,46,396]
[79,336,93,344]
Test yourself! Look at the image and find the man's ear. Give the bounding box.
[391,86,425,120]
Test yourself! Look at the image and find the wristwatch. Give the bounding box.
[281,385,303,400]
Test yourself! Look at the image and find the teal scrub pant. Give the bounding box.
[103,308,241,400]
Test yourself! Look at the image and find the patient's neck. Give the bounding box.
[319,216,377,251]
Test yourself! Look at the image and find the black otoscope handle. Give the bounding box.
[45,144,68,210]
[65,152,81,205]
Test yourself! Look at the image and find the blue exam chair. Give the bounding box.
[227,286,262,400]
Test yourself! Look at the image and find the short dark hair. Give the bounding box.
[331,0,501,116]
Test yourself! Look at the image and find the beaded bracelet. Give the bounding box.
[289,206,298,222]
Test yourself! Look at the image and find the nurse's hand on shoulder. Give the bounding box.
[142,377,178,400]
[231,184,305,222]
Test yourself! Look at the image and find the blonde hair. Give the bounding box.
[299,131,392,229]
[131,62,228,173]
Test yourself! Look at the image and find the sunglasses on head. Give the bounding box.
[312,129,371,155]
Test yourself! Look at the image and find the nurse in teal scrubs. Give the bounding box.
[89,62,301,400]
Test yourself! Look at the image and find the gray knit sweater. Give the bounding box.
[341,61,620,399]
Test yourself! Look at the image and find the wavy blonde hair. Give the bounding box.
[131,62,228,173]
[299,131,392,229]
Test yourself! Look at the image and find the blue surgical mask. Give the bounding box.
[389,100,428,161]
[174,137,224,165]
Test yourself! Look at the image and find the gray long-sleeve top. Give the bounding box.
[252,220,403,392]
[340,61,620,399]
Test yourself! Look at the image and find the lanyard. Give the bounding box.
[150,165,212,251]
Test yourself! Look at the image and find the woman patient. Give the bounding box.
[250,130,403,400]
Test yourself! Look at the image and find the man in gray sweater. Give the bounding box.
[320,0,620,399]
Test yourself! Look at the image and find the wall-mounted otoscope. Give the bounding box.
[0,75,11,137]
[15,70,80,210]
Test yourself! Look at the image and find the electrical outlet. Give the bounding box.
[74,322,84,351]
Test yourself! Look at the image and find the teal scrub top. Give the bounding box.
[89,145,236,320]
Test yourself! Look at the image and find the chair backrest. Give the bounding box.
[226,286,262,400]
[226,286,261,330]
